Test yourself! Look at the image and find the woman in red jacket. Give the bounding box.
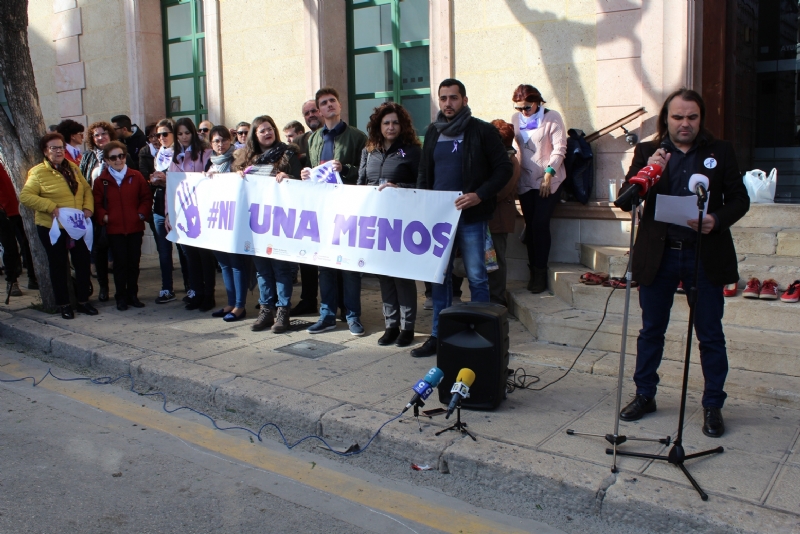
[93,141,153,310]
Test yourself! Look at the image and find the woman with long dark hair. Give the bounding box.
[233,115,303,333]
[20,133,97,319]
[165,118,216,311]
[356,102,421,347]
[511,84,566,293]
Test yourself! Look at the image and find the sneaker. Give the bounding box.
[183,289,196,303]
[8,282,22,296]
[307,318,336,334]
[423,297,433,310]
[723,282,738,298]
[155,290,176,304]
[272,306,290,333]
[760,279,779,300]
[348,318,365,336]
[251,306,274,331]
[676,281,685,294]
[742,278,760,299]
[780,280,800,303]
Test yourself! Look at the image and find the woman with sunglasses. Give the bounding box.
[232,115,303,333]
[92,141,153,310]
[233,121,250,149]
[205,125,250,322]
[20,133,97,319]
[148,119,189,304]
[511,84,567,294]
[165,118,216,312]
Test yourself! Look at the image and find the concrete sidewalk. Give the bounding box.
[1,256,799,533]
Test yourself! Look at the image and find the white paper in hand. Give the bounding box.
[654,194,709,228]
[308,161,342,184]
[49,208,94,251]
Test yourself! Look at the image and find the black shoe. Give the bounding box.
[619,394,657,421]
[75,302,98,316]
[702,407,725,438]
[60,305,74,319]
[27,278,39,290]
[116,300,129,311]
[128,297,145,308]
[185,300,201,310]
[198,298,216,312]
[290,299,317,316]
[411,336,437,358]
[183,289,196,303]
[395,330,414,347]
[211,308,229,318]
[98,286,109,302]
[378,327,400,346]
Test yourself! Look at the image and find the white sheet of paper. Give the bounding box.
[308,161,342,184]
[654,194,708,227]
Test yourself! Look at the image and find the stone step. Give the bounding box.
[509,286,800,380]
[736,203,800,229]
[732,227,780,256]
[737,254,800,289]
[507,340,800,408]
[579,244,629,278]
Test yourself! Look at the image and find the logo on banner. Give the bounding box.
[358,259,365,268]
[299,250,306,257]
[266,245,273,256]
[313,252,318,261]
[336,255,343,265]
[244,241,252,252]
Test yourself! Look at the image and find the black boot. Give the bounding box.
[98,285,109,302]
[528,267,548,293]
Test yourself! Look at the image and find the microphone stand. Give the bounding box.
[608,188,724,501]
[567,195,671,472]
[435,400,476,441]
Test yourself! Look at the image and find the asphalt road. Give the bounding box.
[0,349,565,534]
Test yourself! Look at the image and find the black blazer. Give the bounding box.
[621,138,749,286]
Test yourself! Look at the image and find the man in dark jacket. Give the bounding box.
[617,88,749,438]
[411,78,513,358]
[111,115,146,168]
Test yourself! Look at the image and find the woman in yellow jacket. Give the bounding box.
[20,133,98,319]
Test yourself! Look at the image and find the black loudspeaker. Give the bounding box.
[436,302,509,410]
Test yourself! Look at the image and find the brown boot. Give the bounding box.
[251,306,274,331]
[272,306,290,333]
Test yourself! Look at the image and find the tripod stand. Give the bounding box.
[567,195,671,472]
[435,401,476,441]
[608,187,724,501]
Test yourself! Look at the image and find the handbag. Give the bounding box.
[95,180,109,248]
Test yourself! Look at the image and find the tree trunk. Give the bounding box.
[0,0,56,310]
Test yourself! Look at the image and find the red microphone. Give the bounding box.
[614,164,663,208]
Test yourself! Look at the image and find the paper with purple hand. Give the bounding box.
[308,161,342,184]
[49,207,94,251]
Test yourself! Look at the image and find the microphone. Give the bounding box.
[613,163,663,209]
[402,367,444,413]
[446,368,476,419]
[688,173,709,198]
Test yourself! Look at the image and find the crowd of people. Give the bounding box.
[3,78,568,357]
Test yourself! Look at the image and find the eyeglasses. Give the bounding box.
[198,128,210,133]
[113,126,123,131]
[46,145,65,152]
[514,105,532,112]
[236,130,249,136]
[106,153,126,162]
[156,132,172,138]
[258,127,275,134]
[92,131,109,138]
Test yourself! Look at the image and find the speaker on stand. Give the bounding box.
[436,302,509,410]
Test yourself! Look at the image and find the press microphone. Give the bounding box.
[446,368,476,419]
[688,173,709,198]
[403,367,445,413]
[613,163,663,209]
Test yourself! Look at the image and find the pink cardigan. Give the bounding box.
[165,147,212,215]
[512,110,567,195]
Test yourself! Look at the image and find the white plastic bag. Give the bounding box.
[743,168,777,204]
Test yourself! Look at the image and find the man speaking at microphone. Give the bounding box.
[617,88,749,438]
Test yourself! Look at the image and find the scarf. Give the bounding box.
[255,142,288,165]
[92,148,106,178]
[149,143,158,158]
[48,158,79,195]
[433,106,473,137]
[155,145,173,172]
[108,165,127,186]
[175,145,192,167]
[519,106,545,144]
[210,146,236,173]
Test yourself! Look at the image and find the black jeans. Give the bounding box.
[182,244,217,301]
[93,222,110,289]
[299,262,318,303]
[36,225,91,306]
[518,182,564,270]
[108,232,143,302]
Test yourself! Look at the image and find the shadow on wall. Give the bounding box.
[502,0,658,138]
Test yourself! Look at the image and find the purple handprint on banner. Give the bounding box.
[176,180,202,239]
[67,213,86,230]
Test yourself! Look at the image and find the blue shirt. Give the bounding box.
[320,121,346,163]
[432,134,463,192]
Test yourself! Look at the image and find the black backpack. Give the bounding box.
[564,128,594,204]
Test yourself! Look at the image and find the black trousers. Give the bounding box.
[518,182,564,270]
[36,225,91,306]
[93,222,110,289]
[0,214,20,283]
[182,244,217,301]
[299,262,318,303]
[108,232,143,302]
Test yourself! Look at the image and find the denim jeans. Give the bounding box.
[253,256,297,308]
[215,251,251,308]
[636,247,728,408]
[318,267,361,323]
[431,220,490,337]
[152,213,178,292]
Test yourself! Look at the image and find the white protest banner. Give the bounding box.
[166,173,462,283]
